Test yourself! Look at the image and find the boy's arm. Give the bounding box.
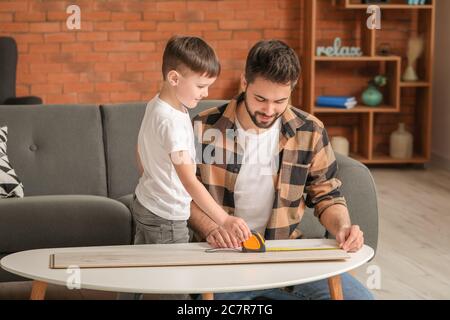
[136,144,144,176]
[188,200,218,239]
[170,150,251,243]
[189,201,239,248]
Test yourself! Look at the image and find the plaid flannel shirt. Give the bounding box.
[192,94,347,240]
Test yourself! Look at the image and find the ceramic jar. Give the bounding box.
[390,123,413,159]
[331,136,350,157]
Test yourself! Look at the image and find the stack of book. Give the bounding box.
[316,96,357,109]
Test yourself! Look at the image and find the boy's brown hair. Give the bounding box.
[162,35,221,80]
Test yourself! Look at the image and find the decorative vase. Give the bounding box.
[390,123,413,159]
[362,84,383,107]
[402,35,424,82]
[331,136,350,157]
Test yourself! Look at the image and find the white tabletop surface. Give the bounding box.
[1,240,374,294]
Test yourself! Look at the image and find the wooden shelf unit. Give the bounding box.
[302,0,435,165]
[343,0,433,10]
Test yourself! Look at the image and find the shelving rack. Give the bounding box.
[302,0,435,164]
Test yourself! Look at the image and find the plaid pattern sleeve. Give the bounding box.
[304,123,347,219]
[192,103,238,214]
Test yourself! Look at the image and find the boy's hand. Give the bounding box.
[221,216,252,243]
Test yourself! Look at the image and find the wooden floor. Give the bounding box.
[1,166,450,300]
[353,165,450,300]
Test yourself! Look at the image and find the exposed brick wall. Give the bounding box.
[0,0,302,104]
[0,0,426,158]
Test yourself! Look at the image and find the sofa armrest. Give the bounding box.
[335,154,379,254]
[3,96,43,105]
[0,195,132,253]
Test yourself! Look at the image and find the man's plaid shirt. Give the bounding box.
[192,94,347,240]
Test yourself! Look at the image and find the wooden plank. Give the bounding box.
[421,7,434,160]
[344,3,433,10]
[362,154,428,164]
[50,247,350,269]
[360,113,373,160]
[302,0,316,113]
[399,81,430,87]
[314,56,399,62]
[313,105,397,113]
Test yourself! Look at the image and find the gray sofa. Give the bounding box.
[0,101,378,283]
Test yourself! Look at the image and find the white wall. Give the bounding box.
[432,0,450,170]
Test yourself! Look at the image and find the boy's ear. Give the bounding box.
[167,70,179,86]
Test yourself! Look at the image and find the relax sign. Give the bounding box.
[316,38,363,57]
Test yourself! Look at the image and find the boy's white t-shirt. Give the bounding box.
[135,95,196,221]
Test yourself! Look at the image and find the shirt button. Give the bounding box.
[29,144,38,152]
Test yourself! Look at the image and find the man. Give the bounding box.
[189,40,373,300]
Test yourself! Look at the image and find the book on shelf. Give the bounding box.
[316,96,357,109]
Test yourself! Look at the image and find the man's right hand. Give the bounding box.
[206,226,242,249]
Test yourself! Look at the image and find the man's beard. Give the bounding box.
[244,94,285,129]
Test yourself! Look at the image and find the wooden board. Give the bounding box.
[49,245,350,269]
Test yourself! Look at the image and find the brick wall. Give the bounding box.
[0,0,302,104]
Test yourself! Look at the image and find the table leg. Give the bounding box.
[328,275,344,300]
[30,280,47,300]
[202,292,214,300]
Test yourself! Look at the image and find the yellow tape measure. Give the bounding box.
[265,247,340,252]
[205,230,340,253]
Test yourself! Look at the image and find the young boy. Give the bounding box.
[133,36,251,249]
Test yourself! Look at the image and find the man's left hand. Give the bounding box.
[335,225,364,252]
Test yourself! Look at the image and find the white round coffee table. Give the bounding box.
[1,240,374,300]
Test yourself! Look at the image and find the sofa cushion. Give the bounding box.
[0,105,107,196]
[0,126,24,198]
[101,100,229,199]
[0,195,132,253]
[100,103,147,199]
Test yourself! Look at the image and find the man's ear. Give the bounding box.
[239,73,247,93]
[167,70,179,86]
[290,80,298,91]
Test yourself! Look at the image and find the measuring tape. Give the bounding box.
[205,230,340,253]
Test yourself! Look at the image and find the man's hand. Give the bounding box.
[220,216,251,243]
[335,225,364,252]
[206,226,241,249]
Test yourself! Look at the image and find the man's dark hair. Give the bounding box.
[245,40,300,88]
[162,35,221,80]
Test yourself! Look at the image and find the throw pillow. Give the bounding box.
[0,126,24,198]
